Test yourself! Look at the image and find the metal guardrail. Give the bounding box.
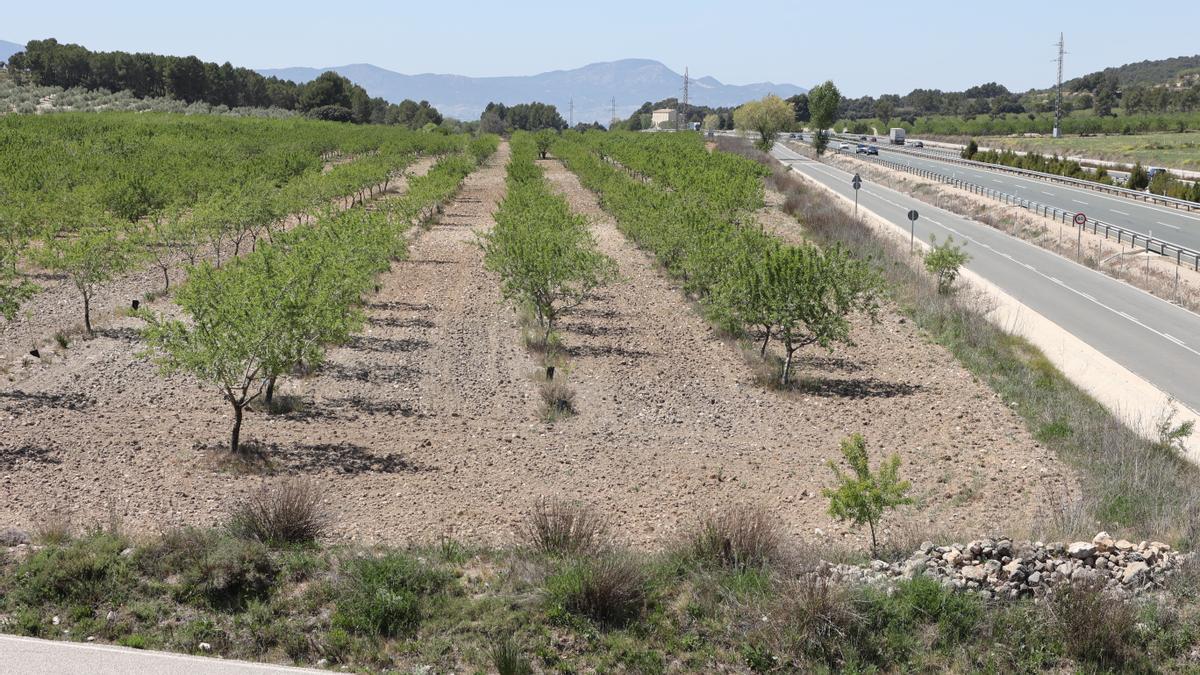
[831,134,1200,213]
[854,152,1200,271]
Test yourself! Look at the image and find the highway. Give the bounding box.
[845,142,1200,251]
[770,142,1200,415]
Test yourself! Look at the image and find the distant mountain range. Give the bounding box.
[0,40,22,64]
[257,59,807,123]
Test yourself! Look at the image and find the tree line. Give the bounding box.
[6,39,444,126]
[480,102,567,133]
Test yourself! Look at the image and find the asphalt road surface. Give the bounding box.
[771,142,1200,414]
[859,143,1200,251]
[0,635,324,675]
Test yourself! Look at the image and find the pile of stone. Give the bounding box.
[823,531,1190,600]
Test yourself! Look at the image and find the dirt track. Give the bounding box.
[0,144,1077,551]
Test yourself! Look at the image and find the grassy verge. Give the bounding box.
[5,494,1200,673]
[718,136,1200,548]
[978,132,1200,172]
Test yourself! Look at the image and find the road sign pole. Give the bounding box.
[1073,213,1087,262]
[907,209,919,254]
[851,174,862,218]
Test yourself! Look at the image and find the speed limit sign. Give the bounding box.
[1073,212,1087,226]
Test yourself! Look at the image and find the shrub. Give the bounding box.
[773,575,863,667]
[545,555,647,627]
[539,378,577,421]
[521,497,608,555]
[923,235,970,294]
[229,478,328,547]
[331,553,453,638]
[34,511,73,545]
[136,529,278,610]
[8,531,131,606]
[1044,577,1145,670]
[822,434,912,558]
[491,637,534,675]
[688,504,781,569]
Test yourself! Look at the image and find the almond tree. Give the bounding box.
[823,434,912,558]
[758,242,883,386]
[38,217,139,335]
[141,259,281,454]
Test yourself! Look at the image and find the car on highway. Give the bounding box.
[839,142,851,151]
[911,140,924,148]
[866,145,879,155]
[856,144,868,153]
[788,133,798,139]
[869,136,877,142]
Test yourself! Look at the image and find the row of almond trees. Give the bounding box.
[482,131,616,347]
[1,122,466,333]
[139,135,498,454]
[554,131,883,386]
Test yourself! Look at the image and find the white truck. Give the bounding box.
[889,127,906,145]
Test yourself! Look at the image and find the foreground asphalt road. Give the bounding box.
[864,143,1200,251]
[771,142,1200,414]
[0,635,324,675]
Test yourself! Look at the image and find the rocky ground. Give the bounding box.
[0,144,1078,552]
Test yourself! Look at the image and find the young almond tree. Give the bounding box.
[141,259,279,454]
[923,235,970,294]
[758,242,883,386]
[38,218,139,335]
[483,177,617,345]
[822,434,912,558]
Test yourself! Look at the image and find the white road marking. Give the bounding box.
[1042,191,1055,196]
[1073,199,1089,205]
[776,154,1200,359]
[1157,221,1182,230]
[1164,334,1187,347]
[1112,209,1130,216]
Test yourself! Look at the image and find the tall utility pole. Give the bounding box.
[1053,33,1066,138]
[611,97,617,129]
[569,98,574,128]
[678,66,690,131]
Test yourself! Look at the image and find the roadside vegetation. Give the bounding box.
[4,482,1200,673]
[970,132,1200,172]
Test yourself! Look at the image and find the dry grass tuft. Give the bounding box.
[688,504,782,569]
[521,497,608,555]
[229,478,328,546]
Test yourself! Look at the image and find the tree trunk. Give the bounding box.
[781,347,794,387]
[162,266,170,293]
[759,328,771,358]
[265,376,276,405]
[868,518,878,559]
[230,403,244,454]
[83,293,93,335]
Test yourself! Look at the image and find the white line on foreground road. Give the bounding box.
[0,635,324,675]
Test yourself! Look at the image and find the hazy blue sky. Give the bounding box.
[6,0,1199,96]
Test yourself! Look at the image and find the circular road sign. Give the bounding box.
[851,175,862,190]
[1073,212,1087,226]
[907,209,919,221]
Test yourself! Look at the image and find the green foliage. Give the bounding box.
[822,434,912,557]
[7,532,132,606]
[545,555,647,628]
[10,38,443,125]
[807,81,842,156]
[36,220,139,333]
[534,129,556,159]
[1128,161,1151,190]
[963,139,979,159]
[744,242,883,386]
[483,132,617,344]
[734,94,795,152]
[331,553,454,638]
[923,235,970,294]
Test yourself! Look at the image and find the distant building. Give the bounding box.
[651,108,677,129]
